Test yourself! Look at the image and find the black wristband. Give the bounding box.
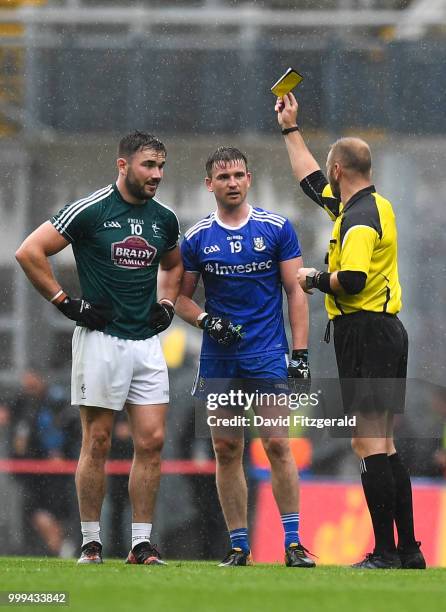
[291,349,308,361]
[197,314,210,330]
[314,271,334,295]
[281,126,300,135]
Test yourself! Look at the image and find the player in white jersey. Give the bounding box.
[176,147,315,567]
[16,132,183,565]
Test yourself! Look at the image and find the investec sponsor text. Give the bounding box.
[205,259,273,275]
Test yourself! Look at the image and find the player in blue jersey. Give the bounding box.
[176,147,315,567]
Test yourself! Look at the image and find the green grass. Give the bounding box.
[1,558,445,612]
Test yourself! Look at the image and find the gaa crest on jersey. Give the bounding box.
[253,236,266,252]
[111,235,157,269]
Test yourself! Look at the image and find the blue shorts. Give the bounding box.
[192,353,288,399]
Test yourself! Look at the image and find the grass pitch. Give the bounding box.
[1,558,444,612]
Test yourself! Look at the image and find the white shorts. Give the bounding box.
[71,327,169,411]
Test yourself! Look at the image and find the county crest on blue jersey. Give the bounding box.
[253,236,266,252]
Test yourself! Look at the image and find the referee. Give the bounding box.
[276,92,425,570]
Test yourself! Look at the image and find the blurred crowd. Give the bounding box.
[0,366,445,558]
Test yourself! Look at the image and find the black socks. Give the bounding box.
[360,453,396,555]
[388,452,417,551]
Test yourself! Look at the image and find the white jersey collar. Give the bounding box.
[215,204,253,230]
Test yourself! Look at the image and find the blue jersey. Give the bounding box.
[181,205,302,359]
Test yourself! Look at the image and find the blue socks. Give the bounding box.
[229,515,299,553]
[229,528,250,553]
[281,512,300,548]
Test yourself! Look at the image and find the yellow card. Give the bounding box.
[271,67,303,97]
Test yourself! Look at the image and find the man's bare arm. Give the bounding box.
[16,221,114,330]
[15,221,70,301]
[176,272,243,346]
[276,92,321,182]
[280,256,309,350]
[157,246,184,306]
[175,271,204,327]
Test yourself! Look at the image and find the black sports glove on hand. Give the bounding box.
[288,349,311,393]
[199,315,244,347]
[148,301,175,334]
[57,297,113,331]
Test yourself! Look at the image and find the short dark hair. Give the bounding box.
[118,131,166,159]
[329,138,371,176]
[205,146,248,177]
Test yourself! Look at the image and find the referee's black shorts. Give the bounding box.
[333,311,408,414]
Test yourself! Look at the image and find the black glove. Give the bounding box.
[57,296,113,331]
[288,349,311,393]
[199,315,244,347]
[148,301,175,334]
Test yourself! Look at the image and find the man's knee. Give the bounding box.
[83,427,112,460]
[133,428,165,458]
[80,407,114,460]
[213,438,244,466]
[262,438,291,463]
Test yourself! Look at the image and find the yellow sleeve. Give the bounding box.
[340,225,377,275]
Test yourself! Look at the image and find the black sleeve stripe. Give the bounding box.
[338,270,367,295]
[300,170,340,218]
[323,196,341,219]
[300,170,328,208]
[340,193,382,245]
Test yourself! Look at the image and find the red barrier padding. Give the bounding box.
[0,458,216,475]
[252,480,446,567]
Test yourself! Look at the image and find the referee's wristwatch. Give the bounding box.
[305,269,319,291]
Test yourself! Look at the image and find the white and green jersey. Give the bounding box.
[51,184,180,340]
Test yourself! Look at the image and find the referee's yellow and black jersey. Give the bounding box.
[300,170,402,319]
